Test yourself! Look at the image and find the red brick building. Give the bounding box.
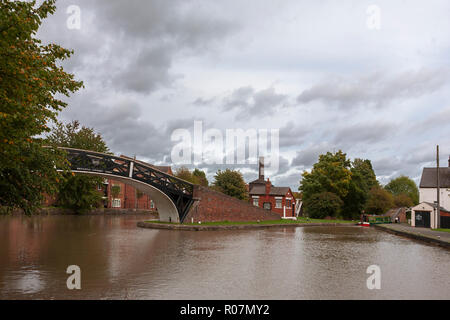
[248,158,296,218]
[104,156,173,210]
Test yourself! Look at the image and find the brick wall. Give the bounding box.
[250,192,296,217]
[183,185,281,223]
[397,207,407,223]
[107,179,154,210]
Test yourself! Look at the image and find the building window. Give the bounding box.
[263,202,271,210]
[150,200,155,209]
[275,198,282,209]
[112,198,121,208]
[253,198,259,206]
[97,184,102,191]
[286,199,292,208]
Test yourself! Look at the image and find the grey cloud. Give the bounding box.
[271,171,301,191]
[112,44,175,93]
[297,68,450,108]
[332,122,396,147]
[59,94,194,162]
[192,97,216,106]
[279,122,310,148]
[372,145,441,185]
[412,107,450,133]
[39,0,238,95]
[223,86,287,119]
[291,143,332,167]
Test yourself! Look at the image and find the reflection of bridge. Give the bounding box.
[59,148,194,223]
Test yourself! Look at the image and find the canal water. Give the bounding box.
[0,215,449,300]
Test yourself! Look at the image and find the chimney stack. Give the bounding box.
[259,156,264,180]
[266,178,271,195]
[448,155,450,167]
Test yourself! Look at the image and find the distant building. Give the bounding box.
[411,155,450,228]
[105,156,173,210]
[248,157,296,218]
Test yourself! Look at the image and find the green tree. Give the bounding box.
[46,120,109,152]
[393,193,414,208]
[351,158,379,190]
[300,150,352,214]
[192,168,209,186]
[175,167,209,186]
[174,167,197,184]
[0,0,83,214]
[384,176,419,205]
[341,159,379,219]
[304,192,343,219]
[365,186,394,215]
[213,169,248,200]
[46,120,108,212]
[57,175,103,213]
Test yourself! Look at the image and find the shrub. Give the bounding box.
[304,192,343,219]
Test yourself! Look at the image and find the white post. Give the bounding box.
[283,205,286,218]
[129,161,134,178]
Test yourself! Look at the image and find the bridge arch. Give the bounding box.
[58,148,194,223]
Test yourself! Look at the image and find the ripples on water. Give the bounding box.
[0,215,449,299]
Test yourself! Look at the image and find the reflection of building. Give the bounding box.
[411,155,450,228]
[248,157,296,218]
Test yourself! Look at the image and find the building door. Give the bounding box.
[415,211,430,228]
[441,216,450,229]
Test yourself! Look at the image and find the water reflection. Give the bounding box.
[0,216,449,299]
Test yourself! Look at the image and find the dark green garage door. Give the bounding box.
[441,216,450,229]
[415,211,431,228]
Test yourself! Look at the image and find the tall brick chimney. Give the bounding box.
[266,178,271,195]
[259,156,264,180]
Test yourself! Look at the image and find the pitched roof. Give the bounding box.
[413,202,450,213]
[419,167,450,188]
[249,178,266,185]
[249,185,291,196]
[269,187,290,196]
[423,202,450,212]
[249,185,266,195]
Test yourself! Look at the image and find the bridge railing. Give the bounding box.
[55,147,194,196]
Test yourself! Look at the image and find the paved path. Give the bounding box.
[374,223,450,248]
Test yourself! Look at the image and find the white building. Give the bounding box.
[411,156,450,228]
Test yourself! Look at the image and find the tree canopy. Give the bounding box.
[300,151,352,201]
[192,168,209,187]
[365,186,394,215]
[384,175,419,205]
[213,169,248,200]
[174,167,209,186]
[0,0,83,213]
[300,151,381,219]
[46,120,108,213]
[46,120,109,153]
[341,158,379,219]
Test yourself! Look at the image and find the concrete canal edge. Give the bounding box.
[373,224,450,248]
[137,221,356,231]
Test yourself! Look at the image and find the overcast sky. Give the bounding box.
[37,0,450,189]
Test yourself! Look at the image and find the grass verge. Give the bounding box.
[434,228,450,233]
